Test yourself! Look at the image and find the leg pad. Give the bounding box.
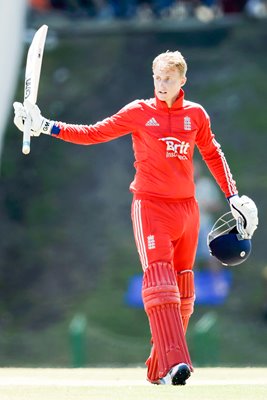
[142,262,192,379]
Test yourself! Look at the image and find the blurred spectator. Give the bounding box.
[245,0,267,17]
[49,0,69,10]
[50,0,96,17]
[194,161,224,272]
[202,0,218,5]
[93,0,115,19]
[29,0,51,10]
[220,0,247,13]
[29,0,267,20]
[111,0,138,18]
[111,1,178,19]
[195,1,222,22]
[152,0,176,17]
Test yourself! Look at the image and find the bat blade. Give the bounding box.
[22,24,48,155]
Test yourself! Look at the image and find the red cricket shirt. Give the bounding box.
[51,89,237,199]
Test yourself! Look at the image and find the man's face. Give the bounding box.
[153,65,186,107]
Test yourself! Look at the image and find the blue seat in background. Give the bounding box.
[125,274,143,308]
[194,269,232,305]
[125,269,232,308]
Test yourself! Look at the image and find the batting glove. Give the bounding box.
[13,101,54,136]
[228,194,258,239]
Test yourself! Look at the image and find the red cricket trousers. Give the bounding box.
[131,195,199,380]
[131,195,200,272]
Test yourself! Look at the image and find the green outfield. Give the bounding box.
[0,367,266,400]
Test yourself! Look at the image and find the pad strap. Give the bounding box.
[145,343,159,383]
[177,270,195,333]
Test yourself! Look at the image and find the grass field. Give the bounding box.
[0,367,266,400]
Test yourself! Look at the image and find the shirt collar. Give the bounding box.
[155,88,185,111]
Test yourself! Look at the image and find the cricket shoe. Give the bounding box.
[158,363,191,385]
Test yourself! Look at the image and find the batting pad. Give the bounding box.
[177,270,195,333]
[142,262,193,379]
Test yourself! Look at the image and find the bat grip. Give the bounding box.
[22,113,31,155]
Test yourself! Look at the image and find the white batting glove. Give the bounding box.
[13,101,54,136]
[229,194,258,239]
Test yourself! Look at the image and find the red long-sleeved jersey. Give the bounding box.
[51,89,237,199]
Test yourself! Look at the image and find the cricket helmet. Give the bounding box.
[207,212,252,266]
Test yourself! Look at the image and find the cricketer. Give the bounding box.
[13,50,258,385]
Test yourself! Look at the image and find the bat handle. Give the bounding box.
[22,112,31,155]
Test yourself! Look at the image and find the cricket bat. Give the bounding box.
[22,24,48,155]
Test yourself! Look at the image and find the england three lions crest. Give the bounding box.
[184,116,191,131]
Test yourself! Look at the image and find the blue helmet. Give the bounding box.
[207,212,252,266]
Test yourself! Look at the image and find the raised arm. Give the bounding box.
[13,101,136,145]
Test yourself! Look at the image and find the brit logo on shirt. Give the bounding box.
[184,116,191,131]
[158,137,190,160]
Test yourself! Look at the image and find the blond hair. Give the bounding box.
[152,51,187,78]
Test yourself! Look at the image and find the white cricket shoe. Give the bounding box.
[158,363,191,385]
